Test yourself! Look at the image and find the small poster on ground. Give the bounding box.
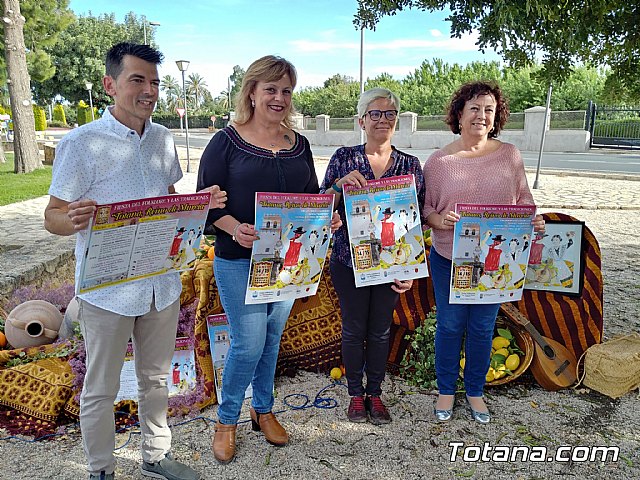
[77,193,210,295]
[449,203,536,304]
[115,337,196,403]
[207,314,252,402]
[245,192,334,304]
[343,174,428,287]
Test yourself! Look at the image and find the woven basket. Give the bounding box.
[579,333,640,399]
[486,316,534,387]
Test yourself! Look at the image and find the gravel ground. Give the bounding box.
[1,206,638,480]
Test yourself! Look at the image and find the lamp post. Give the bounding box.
[176,60,191,173]
[143,20,161,45]
[359,27,365,144]
[85,81,95,121]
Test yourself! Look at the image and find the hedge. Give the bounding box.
[152,113,217,129]
[33,105,47,131]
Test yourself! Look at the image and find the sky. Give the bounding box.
[68,0,502,97]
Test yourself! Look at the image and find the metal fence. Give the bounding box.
[550,110,586,130]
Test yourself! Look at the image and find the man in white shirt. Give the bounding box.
[44,43,221,480]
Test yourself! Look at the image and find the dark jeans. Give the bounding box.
[330,259,399,397]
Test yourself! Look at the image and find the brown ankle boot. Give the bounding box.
[249,407,288,446]
[213,421,237,464]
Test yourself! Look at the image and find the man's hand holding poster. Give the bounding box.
[343,175,428,287]
[449,203,536,304]
[77,193,210,294]
[245,192,334,304]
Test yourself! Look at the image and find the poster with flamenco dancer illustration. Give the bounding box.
[343,175,428,288]
[449,203,536,304]
[245,192,334,304]
[524,220,585,296]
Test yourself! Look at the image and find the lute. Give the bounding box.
[500,302,577,391]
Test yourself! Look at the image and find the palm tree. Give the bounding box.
[186,73,209,110]
[161,75,181,113]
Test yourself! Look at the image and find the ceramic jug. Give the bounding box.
[5,300,63,349]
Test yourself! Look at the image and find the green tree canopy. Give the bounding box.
[354,0,640,99]
[33,12,156,106]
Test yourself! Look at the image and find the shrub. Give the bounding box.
[53,104,67,125]
[400,307,438,390]
[33,105,47,131]
[152,113,218,129]
[63,104,76,125]
[77,100,89,126]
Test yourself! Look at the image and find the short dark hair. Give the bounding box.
[105,42,164,79]
[445,81,510,138]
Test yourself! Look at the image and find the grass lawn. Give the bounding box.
[0,153,52,206]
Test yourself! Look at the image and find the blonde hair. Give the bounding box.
[233,55,298,128]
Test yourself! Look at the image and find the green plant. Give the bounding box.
[400,307,437,390]
[33,105,47,131]
[77,100,89,126]
[53,103,67,125]
[5,341,79,367]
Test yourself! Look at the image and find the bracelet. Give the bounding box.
[331,182,343,193]
[232,223,242,242]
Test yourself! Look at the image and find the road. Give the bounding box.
[45,129,640,175]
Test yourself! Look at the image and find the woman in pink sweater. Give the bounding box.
[422,81,545,424]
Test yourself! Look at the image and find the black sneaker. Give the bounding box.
[347,395,367,423]
[365,395,391,425]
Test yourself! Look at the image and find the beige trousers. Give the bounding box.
[78,298,180,475]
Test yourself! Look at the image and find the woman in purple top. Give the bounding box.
[320,88,425,425]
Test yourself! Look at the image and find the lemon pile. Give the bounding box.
[459,327,524,383]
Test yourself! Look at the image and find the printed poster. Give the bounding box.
[524,220,585,296]
[207,314,252,401]
[77,193,210,294]
[115,337,196,403]
[343,174,428,287]
[449,203,536,304]
[245,192,334,304]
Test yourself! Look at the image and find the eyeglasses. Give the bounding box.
[364,109,398,121]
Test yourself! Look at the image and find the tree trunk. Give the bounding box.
[2,0,40,173]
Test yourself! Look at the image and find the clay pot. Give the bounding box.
[5,300,63,349]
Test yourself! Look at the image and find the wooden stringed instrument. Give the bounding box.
[500,302,577,391]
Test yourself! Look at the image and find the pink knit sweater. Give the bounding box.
[422,142,535,260]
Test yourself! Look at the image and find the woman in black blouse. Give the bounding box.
[197,55,339,464]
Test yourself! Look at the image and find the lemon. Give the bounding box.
[485,367,495,382]
[330,367,342,380]
[492,336,510,350]
[459,357,466,369]
[494,348,509,358]
[506,354,521,371]
[493,364,507,379]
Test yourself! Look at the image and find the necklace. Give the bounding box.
[270,134,293,148]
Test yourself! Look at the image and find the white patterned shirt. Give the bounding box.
[49,107,183,316]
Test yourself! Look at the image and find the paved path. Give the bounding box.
[1,148,639,296]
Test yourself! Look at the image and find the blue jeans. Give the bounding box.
[429,248,500,397]
[214,257,294,425]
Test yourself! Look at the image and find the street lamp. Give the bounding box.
[176,59,191,173]
[143,20,161,45]
[85,81,95,121]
